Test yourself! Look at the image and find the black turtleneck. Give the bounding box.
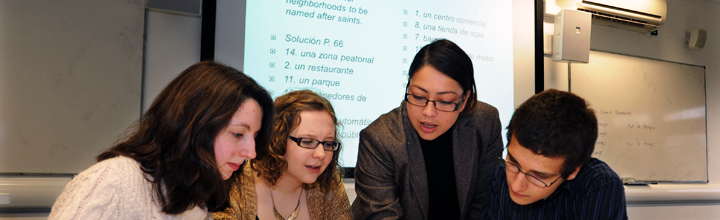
[418,127,461,219]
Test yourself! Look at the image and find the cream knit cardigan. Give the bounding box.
[49,156,211,219]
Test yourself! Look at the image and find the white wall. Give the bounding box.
[0,8,201,220]
[0,0,145,218]
[143,10,202,112]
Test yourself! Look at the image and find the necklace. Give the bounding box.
[269,187,303,220]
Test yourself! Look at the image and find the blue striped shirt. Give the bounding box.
[480,158,628,220]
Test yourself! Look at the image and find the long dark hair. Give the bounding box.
[97,61,274,214]
[408,39,477,114]
[252,90,343,189]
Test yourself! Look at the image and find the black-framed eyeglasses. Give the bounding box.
[500,157,562,188]
[404,93,465,112]
[288,136,340,151]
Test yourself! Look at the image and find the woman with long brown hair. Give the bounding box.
[50,61,274,219]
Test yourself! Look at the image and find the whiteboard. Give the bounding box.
[0,0,144,174]
[570,50,707,182]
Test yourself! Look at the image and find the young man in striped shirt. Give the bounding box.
[480,89,628,220]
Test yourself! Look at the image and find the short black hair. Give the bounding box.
[506,89,598,178]
[408,39,477,114]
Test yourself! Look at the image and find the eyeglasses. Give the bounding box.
[405,93,465,112]
[288,136,340,151]
[501,158,562,188]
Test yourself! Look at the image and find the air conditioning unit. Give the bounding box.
[577,0,667,34]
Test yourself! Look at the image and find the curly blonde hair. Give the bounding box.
[251,90,343,188]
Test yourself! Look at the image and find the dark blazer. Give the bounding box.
[352,101,504,220]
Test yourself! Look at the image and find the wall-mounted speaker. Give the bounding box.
[552,9,591,63]
[689,28,707,50]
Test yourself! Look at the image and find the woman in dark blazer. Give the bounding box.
[351,39,504,220]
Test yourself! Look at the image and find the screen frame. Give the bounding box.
[203,0,542,178]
